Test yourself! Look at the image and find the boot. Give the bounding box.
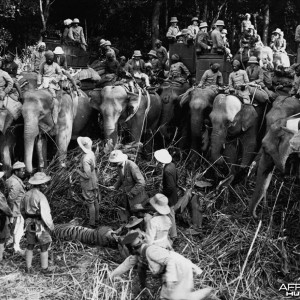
[26,249,33,269]
[0,243,5,261]
[40,251,48,271]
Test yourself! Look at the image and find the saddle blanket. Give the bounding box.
[4,96,22,120]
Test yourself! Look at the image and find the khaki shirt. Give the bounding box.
[145,214,172,249]
[31,51,45,72]
[211,29,225,50]
[199,69,223,87]
[0,70,13,94]
[169,62,190,79]
[39,62,62,78]
[6,174,26,217]
[246,65,264,84]
[166,25,180,38]
[79,151,98,191]
[68,26,87,45]
[229,69,249,89]
[21,188,54,230]
[187,25,199,38]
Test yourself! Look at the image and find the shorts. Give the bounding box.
[82,189,98,204]
[26,229,52,246]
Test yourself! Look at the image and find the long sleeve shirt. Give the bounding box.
[166,26,180,39]
[111,245,202,291]
[187,25,199,38]
[199,69,223,87]
[79,151,98,190]
[21,188,54,231]
[246,65,264,84]
[39,62,62,78]
[169,62,190,79]
[195,31,210,50]
[6,174,26,217]
[154,46,168,65]
[211,29,225,50]
[0,70,13,94]
[145,214,172,249]
[68,26,87,45]
[229,69,249,89]
[31,51,45,72]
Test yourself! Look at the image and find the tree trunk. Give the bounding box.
[39,0,56,33]
[152,0,163,47]
[262,0,270,45]
[202,0,208,21]
[195,0,200,16]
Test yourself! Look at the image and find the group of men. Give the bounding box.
[62,18,87,51]
[0,162,54,274]
[166,16,231,58]
[0,136,218,299]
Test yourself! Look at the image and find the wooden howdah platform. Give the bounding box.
[169,43,232,84]
[44,38,89,68]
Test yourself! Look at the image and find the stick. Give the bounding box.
[232,219,262,300]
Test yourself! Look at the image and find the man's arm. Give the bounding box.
[110,255,138,278]
[145,218,156,245]
[216,32,225,48]
[166,27,174,38]
[218,72,224,86]
[80,27,87,46]
[68,28,75,40]
[197,33,210,49]
[3,72,13,94]
[180,63,190,77]
[199,70,208,87]
[243,71,250,84]
[6,180,18,211]
[228,73,234,90]
[162,47,168,64]
[128,162,145,196]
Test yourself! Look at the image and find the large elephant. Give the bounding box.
[249,117,300,218]
[22,89,93,173]
[209,94,266,177]
[89,86,162,145]
[180,87,217,153]
[157,82,190,146]
[266,96,300,130]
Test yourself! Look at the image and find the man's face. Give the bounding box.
[249,63,256,68]
[15,168,25,179]
[155,43,161,48]
[172,22,177,27]
[74,23,78,27]
[120,58,126,66]
[6,55,13,62]
[233,64,239,71]
[201,27,208,33]
[40,183,48,192]
[193,21,198,26]
[46,58,54,65]
[39,46,46,52]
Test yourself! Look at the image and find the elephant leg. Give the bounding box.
[130,113,145,143]
[36,134,47,171]
[56,118,72,167]
[190,195,203,229]
[249,151,274,219]
[0,134,13,174]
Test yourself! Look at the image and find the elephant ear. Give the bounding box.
[234,104,258,131]
[126,89,142,122]
[179,86,194,107]
[88,89,102,111]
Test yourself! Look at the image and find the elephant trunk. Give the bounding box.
[24,115,39,173]
[190,110,204,152]
[249,152,274,219]
[103,116,117,144]
[210,127,227,164]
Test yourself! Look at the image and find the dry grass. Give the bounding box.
[1,141,300,299]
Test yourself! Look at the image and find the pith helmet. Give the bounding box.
[215,20,225,26]
[248,56,259,64]
[199,22,208,28]
[170,17,178,23]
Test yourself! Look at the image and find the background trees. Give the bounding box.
[0,0,299,57]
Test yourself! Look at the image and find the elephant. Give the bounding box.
[273,52,290,69]
[180,87,217,153]
[249,116,300,218]
[89,86,162,145]
[22,88,93,173]
[157,82,190,146]
[209,94,267,179]
[266,96,300,130]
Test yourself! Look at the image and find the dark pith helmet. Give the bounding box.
[211,63,220,71]
[232,59,241,67]
[45,50,54,60]
[171,54,180,62]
